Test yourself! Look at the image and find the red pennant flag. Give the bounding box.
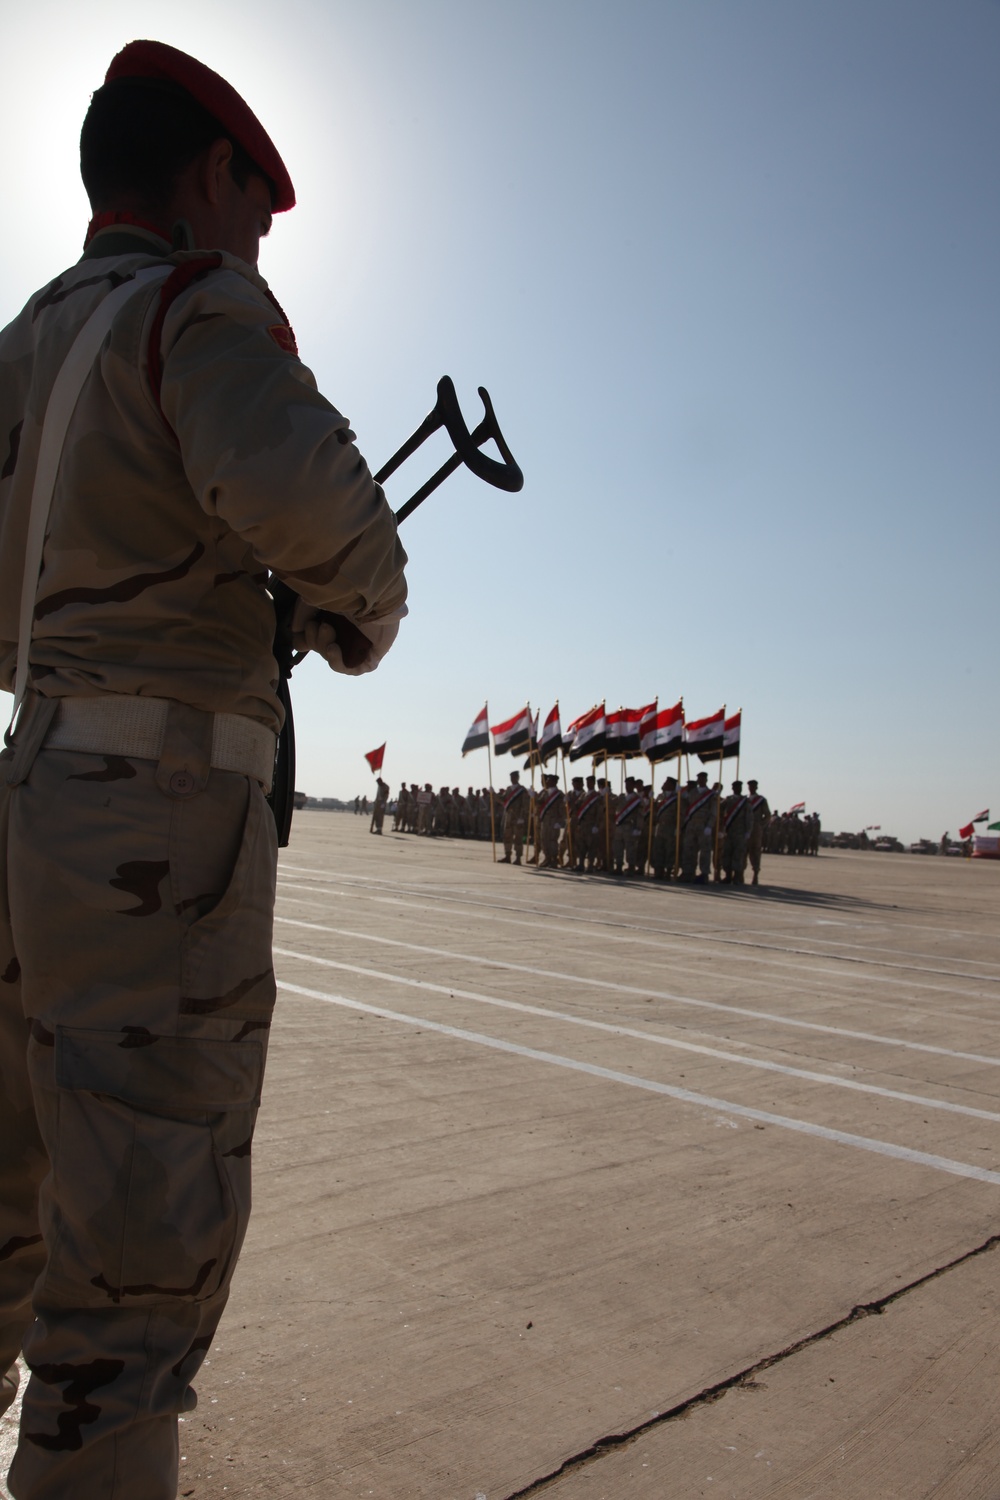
[365,743,386,775]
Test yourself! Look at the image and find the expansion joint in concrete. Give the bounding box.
[502,1231,1000,1499]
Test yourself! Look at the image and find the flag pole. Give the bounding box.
[556,702,573,869]
[603,740,612,872]
[646,757,656,873]
[674,743,683,878]
[485,700,497,863]
[735,707,741,786]
[526,703,539,865]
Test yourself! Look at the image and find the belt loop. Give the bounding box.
[5,693,60,787]
[154,700,214,799]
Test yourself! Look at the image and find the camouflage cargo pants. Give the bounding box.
[0,704,277,1499]
[722,827,749,882]
[680,815,713,880]
[748,829,764,875]
[502,814,527,862]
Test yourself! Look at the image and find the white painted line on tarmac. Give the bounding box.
[273,917,1000,1069]
[273,945,1000,1121]
[275,979,1000,1189]
[275,882,1000,1014]
[276,870,1000,991]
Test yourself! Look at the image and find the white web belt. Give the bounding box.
[45,695,276,790]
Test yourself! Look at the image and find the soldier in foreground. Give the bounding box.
[0,42,407,1499]
[721,780,753,884]
[500,770,530,863]
[747,780,770,885]
[370,777,390,834]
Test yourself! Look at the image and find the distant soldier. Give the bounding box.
[433,786,452,836]
[574,775,600,871]
[593,776,614,871]
[370,777,390,834]
[628,780,650,875]
[746,780,770,885]
[561,775,584,867]
[651,776,680,880]
[448,787,464,837]
[680,773,717,883]
[612,776,639,874]
[501,771,531,864]
[721,780,753,884]
[416,782,434,834]
[393,783,410,831]
[478,788,494,840]
[536,773,565,868]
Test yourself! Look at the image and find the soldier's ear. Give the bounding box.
[199,138,235,206]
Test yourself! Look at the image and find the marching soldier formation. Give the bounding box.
[377,770,818,888]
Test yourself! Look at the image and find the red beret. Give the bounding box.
[105,40,295,213]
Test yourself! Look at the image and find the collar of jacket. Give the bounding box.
[83,225,173,261]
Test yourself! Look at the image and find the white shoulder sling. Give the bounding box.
[9,266,170,726]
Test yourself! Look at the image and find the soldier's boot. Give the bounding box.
[752,872,759,886]
[500,854,511,863]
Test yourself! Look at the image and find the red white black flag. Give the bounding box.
[686,708,725,759]
[607,702,657,758]
[722,710,741,759]
[461,705,489,756]
[492,706,533,756]
[788,801,806,815]
[364,742,386,775]
[539,703,563,763]
[567,704,607,761]
[641,699,684,762]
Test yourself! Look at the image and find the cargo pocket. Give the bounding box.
[179,779,278,1023]
[29,1026,264,1310]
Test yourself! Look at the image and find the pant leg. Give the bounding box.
[4,746,276,1500]
[0,787,48,1390]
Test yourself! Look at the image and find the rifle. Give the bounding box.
[268,377,523,844]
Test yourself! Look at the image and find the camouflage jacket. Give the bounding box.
[0,226,407,733]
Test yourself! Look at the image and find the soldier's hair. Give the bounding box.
[81,76,273,214]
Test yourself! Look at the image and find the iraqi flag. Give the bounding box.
[461,705,489,756]
[722,710,741,759]
[642,699,684,762]
[364,742,386,775]
[567,704,607,761]
[539,703,563,763]
[492,706,533,757]
[605,708,628,756]
[686,708,725,760]
[788,801,806,815]
[971,809,990,824]
[609,703,657,757]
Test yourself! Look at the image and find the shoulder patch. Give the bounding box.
[268,323,298,356]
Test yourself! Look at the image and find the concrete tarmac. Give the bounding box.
[3,818,998,1498]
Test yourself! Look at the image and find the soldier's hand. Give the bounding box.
[291,598,405,675]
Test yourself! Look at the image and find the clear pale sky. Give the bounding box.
[2,0,997,843]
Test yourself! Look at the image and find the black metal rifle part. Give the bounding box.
[267,377,523,845]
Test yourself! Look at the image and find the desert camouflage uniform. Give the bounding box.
[612,787,643,874]
[536,784,564,868]
[680,785,717,881]
[747,792,770,881]
[501,782,530,863]
[651,787,681,879]
[0,225,405,1498]
[721,793,753,883]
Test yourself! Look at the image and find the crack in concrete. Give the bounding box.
[502,1231,1000,1498]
